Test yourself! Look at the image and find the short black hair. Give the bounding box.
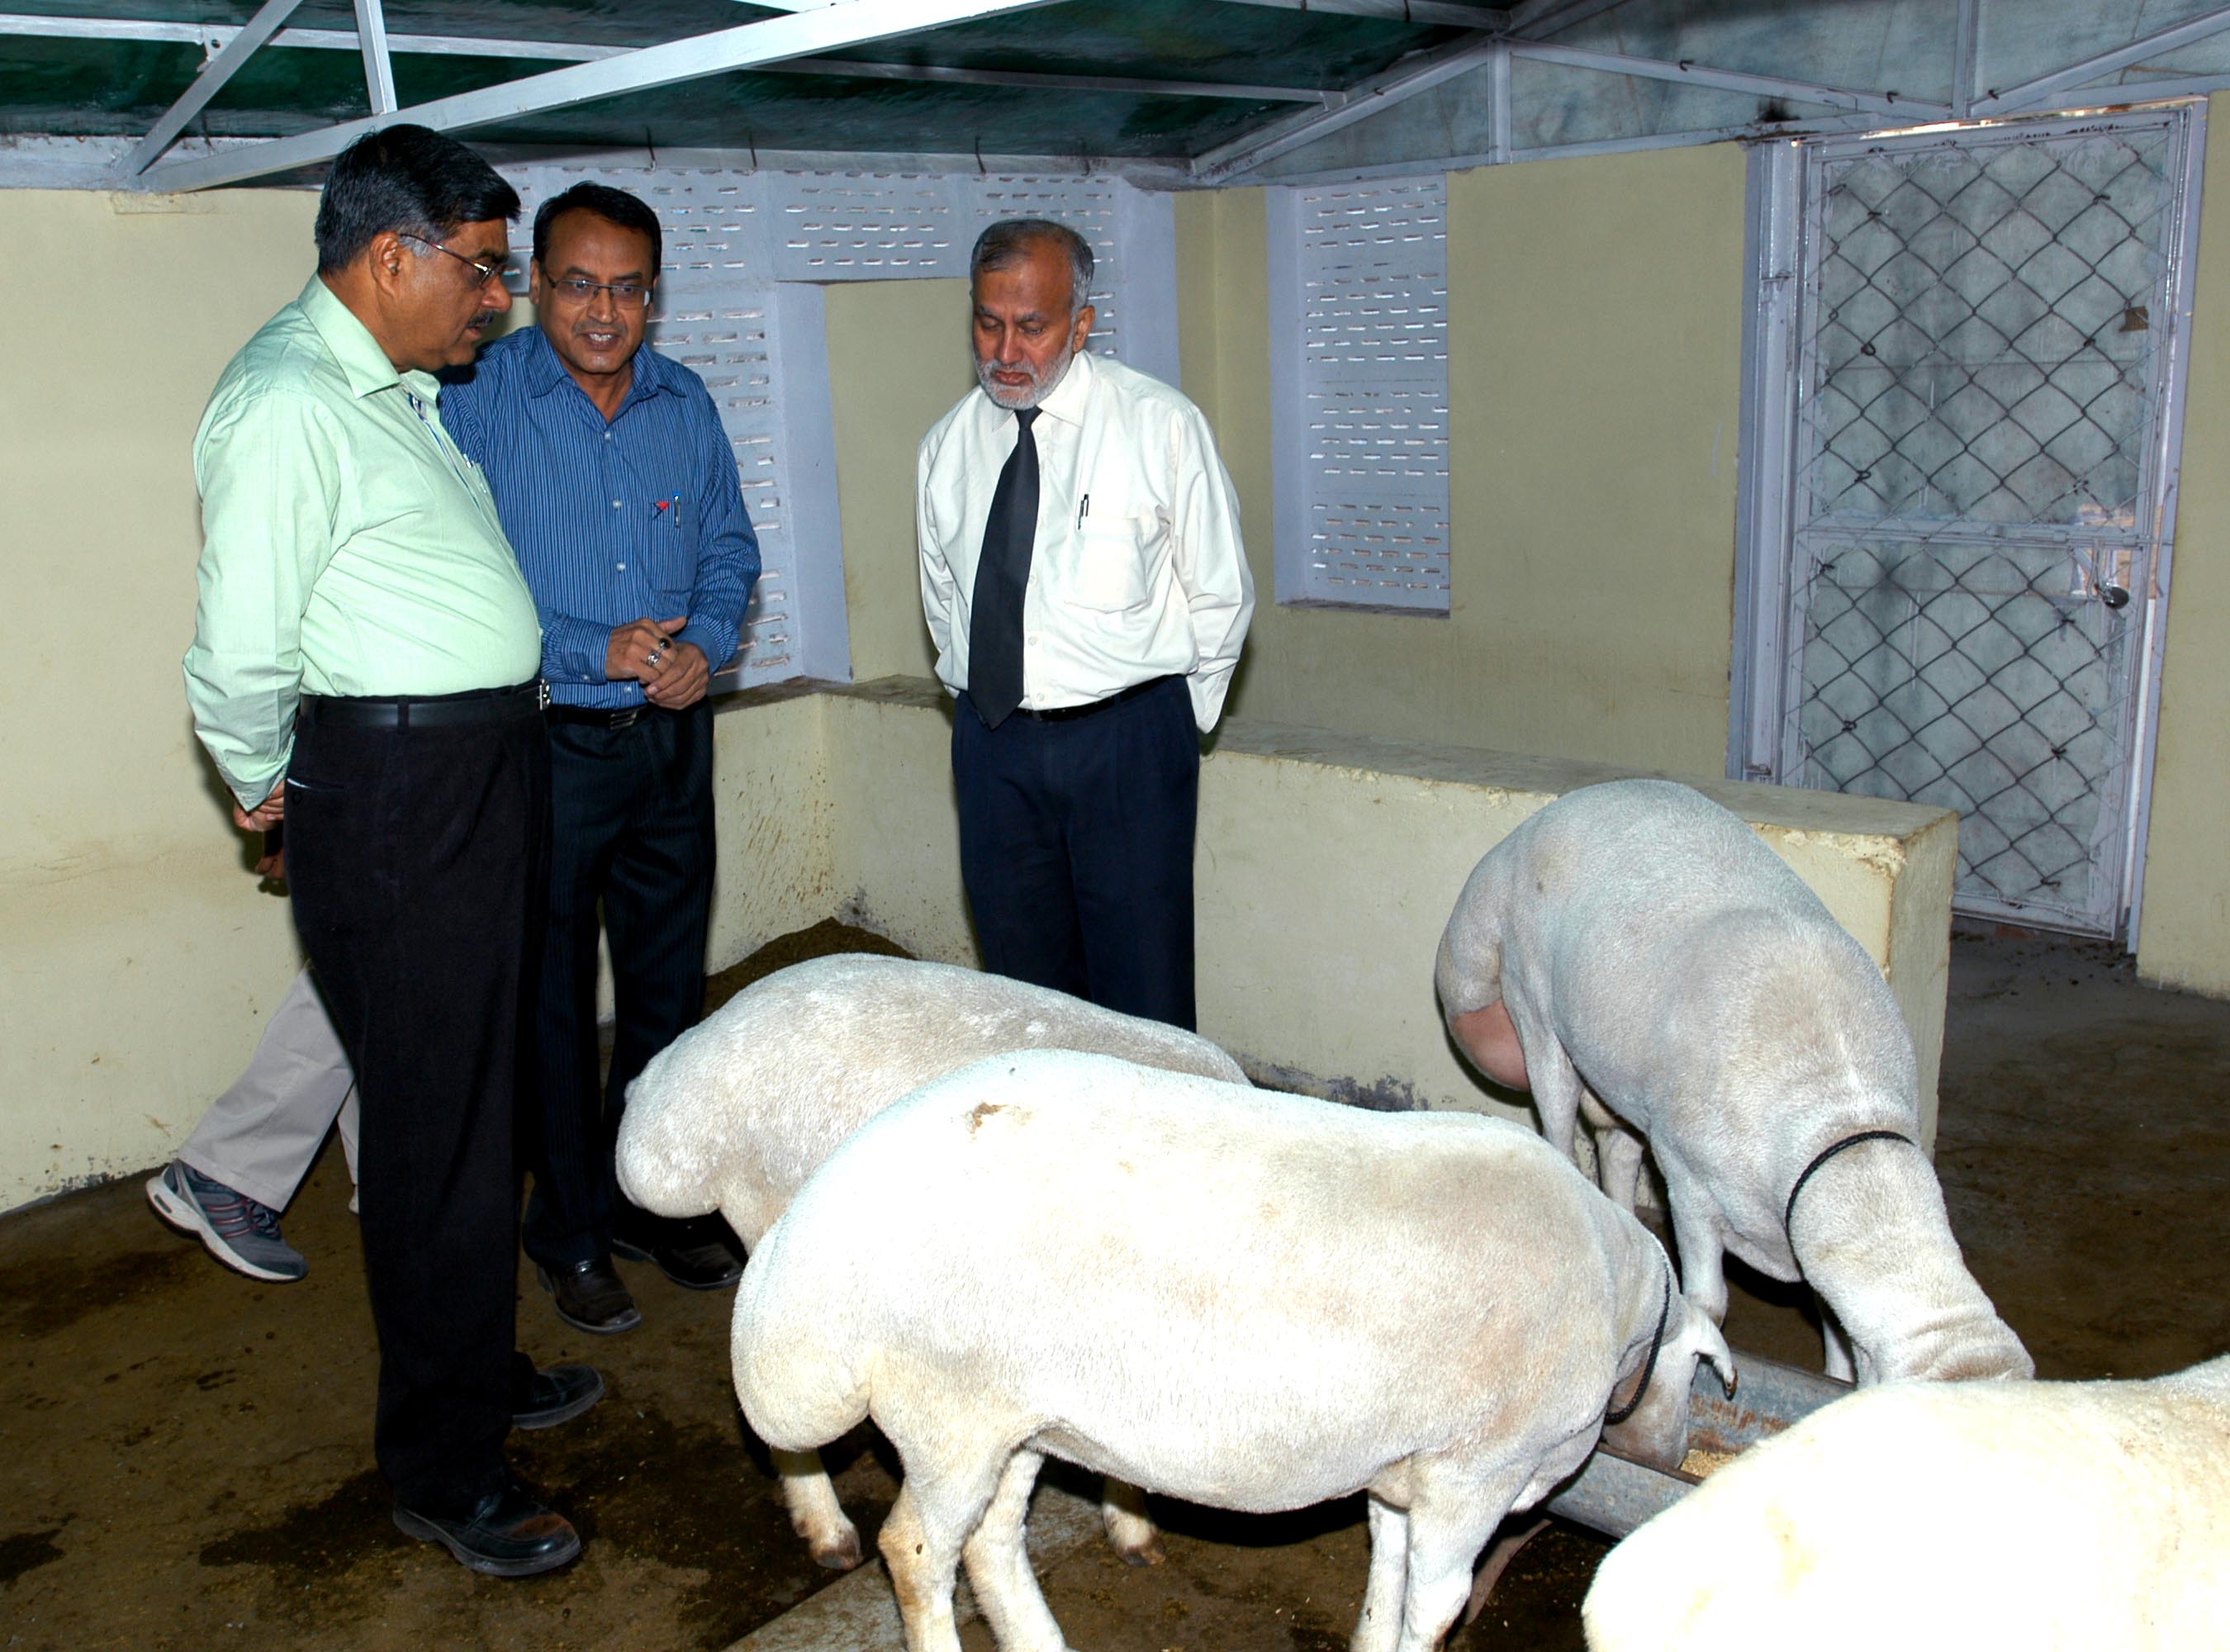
[313,123,520,273]
[533,183,663,278]
[970,218,1094,317]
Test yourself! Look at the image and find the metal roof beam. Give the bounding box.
[1504,0,1635,40]
[353,0,396,116]
[0,13,1326,105]
[1951,0,1979,121]
[0,13,610,57]
[123,0,308,175]
[2000,72,2230,114]
[757,58,1330,102]
[1487,42,1511,163]
[1971,4,2230,115]
[136,0,1064,192]
[1208,0,1511,27]
[1191,32,1505,182]
[0,14,1320,101]
[1510,42,1950,120]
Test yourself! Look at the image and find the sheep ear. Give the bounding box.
[1690,1305,1736,1398]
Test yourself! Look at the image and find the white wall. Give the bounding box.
[2,188,321,1211]
[709,682,1959,1146]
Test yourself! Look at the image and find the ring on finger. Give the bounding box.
[647,648,662,667]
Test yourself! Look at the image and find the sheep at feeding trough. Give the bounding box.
[1435,777,2030,1386]
[614,952,1249,1571]
[731,1049,1734,1652]
[1582,1352,2230,1651]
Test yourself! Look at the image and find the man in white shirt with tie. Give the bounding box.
[918,217,1255,1031]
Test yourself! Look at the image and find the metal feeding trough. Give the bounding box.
[1544,1351,1853,1539]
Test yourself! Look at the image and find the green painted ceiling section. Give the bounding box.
[0,1,1464,156]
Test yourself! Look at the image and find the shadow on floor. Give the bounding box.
[2,925,2225,1650]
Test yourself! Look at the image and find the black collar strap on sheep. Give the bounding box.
[1603,1265,1672,1427]
[1782,1129,1918,1246]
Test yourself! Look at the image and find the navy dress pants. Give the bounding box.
[524,700,715,1270]
[951,675,1200,1032]
[282,686,548,1514]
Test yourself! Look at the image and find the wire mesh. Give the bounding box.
[1797,538,2137,927]
[1789,120,2180,932]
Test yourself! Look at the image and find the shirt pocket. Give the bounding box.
[1070,503,1169,613]
[646,490,698,605]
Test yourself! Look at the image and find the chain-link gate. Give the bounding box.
[1774,110,2199,935]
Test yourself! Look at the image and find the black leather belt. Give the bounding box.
[298,681,545,729]
[1013,676,1175,724]
[547,703,660,730]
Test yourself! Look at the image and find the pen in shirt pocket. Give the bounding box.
[651,496,682,522]
[1075,492,1089,528]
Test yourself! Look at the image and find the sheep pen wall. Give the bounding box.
[704,679,1956,1146]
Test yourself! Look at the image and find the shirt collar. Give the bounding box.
[1037,345,1095,427]
[298,275,407,401]
[520,322,677,410]
[975,344,1096,431]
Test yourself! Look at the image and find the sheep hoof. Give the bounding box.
[1114,1533,1166,1569]
[813,1532,864,1572]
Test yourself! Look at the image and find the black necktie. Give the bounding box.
[968,407,1041,729]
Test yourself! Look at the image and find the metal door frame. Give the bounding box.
[1731,103,2207,945]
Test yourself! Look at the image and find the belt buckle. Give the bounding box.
[610,707,643,731]
[537,680,551,712]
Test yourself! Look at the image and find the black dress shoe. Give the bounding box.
[393,1480,581,1578]
[512,1362,605,1431]
[535,1256,642,1334]
[611,1231,745,1290]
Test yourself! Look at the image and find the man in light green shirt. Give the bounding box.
[183,269,542,808]
[175,124,595,1580]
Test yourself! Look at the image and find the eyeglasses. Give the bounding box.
[401,233,514,287]
[544,275,654,310]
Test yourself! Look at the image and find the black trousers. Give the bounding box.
[282,687,548,1513]
[523,701,715,1270]
[951,676,1200,1031]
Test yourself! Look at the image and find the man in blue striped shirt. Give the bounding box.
[443,182,759,1336]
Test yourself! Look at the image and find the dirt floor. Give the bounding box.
[3,921,2225,1650]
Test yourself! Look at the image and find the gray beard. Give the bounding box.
[974,343,1075,411]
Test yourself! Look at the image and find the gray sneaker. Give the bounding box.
[146,1161,307,1283]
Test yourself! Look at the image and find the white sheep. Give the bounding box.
[614,952,1250,1570]
[1435,777,2031,1385]
[1583,1352,2230,1651]
[732,1049,1735,1652]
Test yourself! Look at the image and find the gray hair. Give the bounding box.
[970,218,1095,318]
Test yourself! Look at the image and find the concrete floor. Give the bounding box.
[2,923,2225,1650]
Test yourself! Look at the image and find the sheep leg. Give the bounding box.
[1521,1032,1587,1165]
[1578,1096,1650,1213]
[1098,1475,1164,1566]
[1820,1303,1857,1383]
[878,1451,1009,1652]
[961,1447,1070,1652]
[1592,1112,1647,1216]
[773,1446,864,1571]
[1352,1493,1409,1652]
[1668,1195,1729,1327]
[1394,1475,1528,1652]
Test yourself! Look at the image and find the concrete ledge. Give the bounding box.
[705,676,1958,1146]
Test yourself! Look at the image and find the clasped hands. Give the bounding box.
[606,615,709,708]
